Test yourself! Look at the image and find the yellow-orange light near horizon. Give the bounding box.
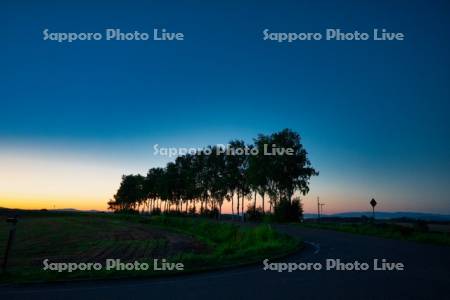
[0,149,125,211]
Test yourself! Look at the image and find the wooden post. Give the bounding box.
[2,217,18,273]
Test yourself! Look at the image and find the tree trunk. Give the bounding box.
[237,192,240,221]
[231,192,234,220]
[241,192,244,222]
[261,193,265,214]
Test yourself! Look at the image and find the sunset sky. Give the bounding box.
[1,0,449,214]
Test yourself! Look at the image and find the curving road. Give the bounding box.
[1,225,449,299]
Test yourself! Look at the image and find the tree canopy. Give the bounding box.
[108,129,318,221]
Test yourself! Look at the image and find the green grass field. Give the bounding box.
[300,221,450,246]
[0,213,299,283]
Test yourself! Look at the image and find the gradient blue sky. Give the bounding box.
[1,0,449,213]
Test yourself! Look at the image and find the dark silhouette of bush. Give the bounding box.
[151,207,161,216]
[188,206,196,215]
[200,208,219,219]
[163,210,185,217]
[273,199,303,222]
[114,208,139,215]
[246,205,264,221]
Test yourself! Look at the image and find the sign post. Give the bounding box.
[370,198,377,220]
[2,216,18,273]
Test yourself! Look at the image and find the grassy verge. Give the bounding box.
[0,213,300,283]
[136,215,299,266]
[299,221,450,246]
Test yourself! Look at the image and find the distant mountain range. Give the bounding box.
[1,207,449,221]
[304,211,450,221]
[0,207,104,213]
[48,208,104,213]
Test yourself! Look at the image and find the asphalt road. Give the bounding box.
[1,225,449,300]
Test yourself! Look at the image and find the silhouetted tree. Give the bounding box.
[108,129,318,222]
[111,174,145,212]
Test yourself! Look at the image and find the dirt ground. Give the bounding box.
[0,215,207,268]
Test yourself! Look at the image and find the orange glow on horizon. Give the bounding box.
[0,196,108,211]
[1,145,447,215]
[0,194,429,215]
